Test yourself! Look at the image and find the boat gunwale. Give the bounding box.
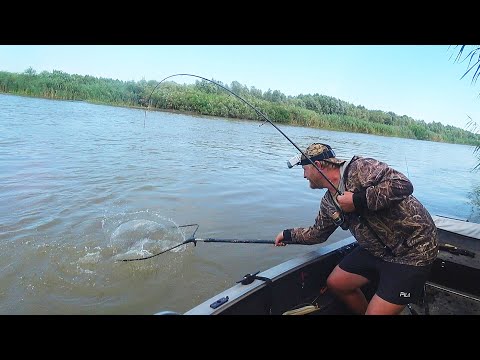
[181,237,357,315]
[163,215,480,315]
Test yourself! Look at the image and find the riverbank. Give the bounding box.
[2,89,479,147]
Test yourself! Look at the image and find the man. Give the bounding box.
[275,143,438,315]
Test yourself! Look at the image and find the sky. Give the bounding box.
[0,45,479,130]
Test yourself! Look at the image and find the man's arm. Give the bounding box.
[350,158,413,212]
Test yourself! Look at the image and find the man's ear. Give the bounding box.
[314,160,323,169]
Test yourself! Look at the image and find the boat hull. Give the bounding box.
[157,216,480,315]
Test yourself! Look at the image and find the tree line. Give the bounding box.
[1,67,479,147]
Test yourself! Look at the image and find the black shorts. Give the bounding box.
[338,246,432,305]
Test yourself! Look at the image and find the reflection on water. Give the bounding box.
[0,93,479,314]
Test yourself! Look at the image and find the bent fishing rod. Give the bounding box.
[144,73,342,195]
[119,224,291,262]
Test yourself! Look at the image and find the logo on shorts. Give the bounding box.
[399,291,411,298]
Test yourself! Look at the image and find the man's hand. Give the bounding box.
[336,191,356,213]
[274,231,286,246]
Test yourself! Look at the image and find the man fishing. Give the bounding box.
[275,143,438,315]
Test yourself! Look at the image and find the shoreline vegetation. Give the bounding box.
[1,68,480,147]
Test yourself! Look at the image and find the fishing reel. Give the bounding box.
[332,211,349,230]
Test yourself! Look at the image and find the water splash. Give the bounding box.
[103,211,189,261]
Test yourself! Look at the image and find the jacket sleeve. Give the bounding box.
[351,158,413,212]
[288,195,338,245]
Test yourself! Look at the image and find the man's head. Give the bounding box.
[287,143,345,168]
[287,143,345,190]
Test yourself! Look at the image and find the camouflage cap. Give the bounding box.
[287,143,345,168]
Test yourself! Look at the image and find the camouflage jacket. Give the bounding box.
[288,156,438,266]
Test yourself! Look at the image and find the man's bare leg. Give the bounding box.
[365,294,406,315]
[327,265,369,315]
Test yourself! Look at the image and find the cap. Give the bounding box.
[287,143,345,168]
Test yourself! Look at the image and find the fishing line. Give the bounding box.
[121,73,345,261]
[405,155,410,178]
[144,73,342,195]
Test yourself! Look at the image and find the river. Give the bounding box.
[1,93,479,314]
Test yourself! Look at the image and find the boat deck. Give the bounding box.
[404,224,480,315]
[402,283,480,315]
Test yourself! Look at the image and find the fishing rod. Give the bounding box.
[144,73,342,195]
